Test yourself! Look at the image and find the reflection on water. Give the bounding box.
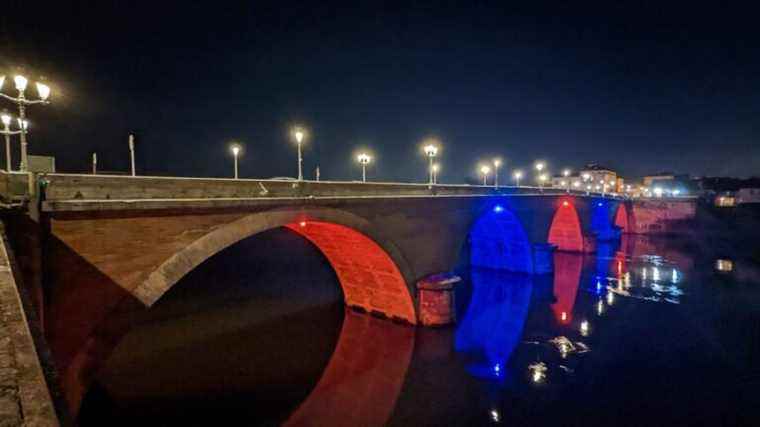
[455,269,532,380]
[71,232,760,426]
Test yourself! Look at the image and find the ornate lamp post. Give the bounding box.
[0,75,51,171]
[423,142,438,185]
[479,164,491,186]
[230,143,242,179]
[356,152,371,182]
[0,112,21,172]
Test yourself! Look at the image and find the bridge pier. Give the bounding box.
[532,243,556,274]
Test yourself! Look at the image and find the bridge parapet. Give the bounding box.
[36,173,581,202]
[0,171,31,203]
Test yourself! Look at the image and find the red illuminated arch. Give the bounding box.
[615,203,630,233]
[286,221,416,323]
[135,209,417,324]
[548,200,584,252]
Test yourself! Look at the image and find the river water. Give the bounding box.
[77,228,760,426]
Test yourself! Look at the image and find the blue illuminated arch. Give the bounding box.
[591,199,620,241]
[469,204,533,273]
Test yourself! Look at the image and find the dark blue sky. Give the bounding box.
[2,1,758,181]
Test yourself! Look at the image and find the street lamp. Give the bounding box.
[230,143,242,179]
[513,170,523,187]
[538,173,548,191]
[356,152,371,182]
[291,127,307,180]
[563,169,571,192]
[0,74,51,171]
[0,112,21,172]
[479,164,491,186]
[423,142,439,185]
[493,158,502,188]
[431,163,440,184]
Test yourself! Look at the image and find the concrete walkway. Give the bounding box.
[0,225,58,426]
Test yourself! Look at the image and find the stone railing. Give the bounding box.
[36,173,580,201]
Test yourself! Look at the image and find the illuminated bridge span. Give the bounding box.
[0,171,696,417]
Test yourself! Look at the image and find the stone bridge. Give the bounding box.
[0,171,697,421]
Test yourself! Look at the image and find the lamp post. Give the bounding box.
[431,163,440,184]
[230,143,241,179]
[513,170,523,187]
[480,164,491,186]
[292,127,306,181]
[493,158,501,188]
[0,75,51,171]
[538,173,548,192]
[357,153,371,182]
[534,161,545,190]
[92,152,97,174]
[423,143,438,185]
[0,112,20,172]
[563,169,571,192]
[128,134,136,176]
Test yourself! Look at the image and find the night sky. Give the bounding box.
[1,1,758,182]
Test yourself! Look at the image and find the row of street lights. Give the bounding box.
[226,130,592,190]
[0,75,51,172]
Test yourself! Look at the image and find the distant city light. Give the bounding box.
[490,409,501,423]
[715,259,733,272]
[493,205,504,213]
[580,320,590,336]
[528,362,547,383]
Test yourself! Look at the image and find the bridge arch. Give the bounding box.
[468,203,534,273]
[134,208,417,324]
[548,199,584,252]
[615,203,631,233]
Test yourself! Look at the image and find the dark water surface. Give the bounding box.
[77,229,760,426]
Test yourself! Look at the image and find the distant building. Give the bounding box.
[579,164,617,192]
[643,173,675,187]
[736,188,760,205]
[643,173,692,197]
[715,191,736,207]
